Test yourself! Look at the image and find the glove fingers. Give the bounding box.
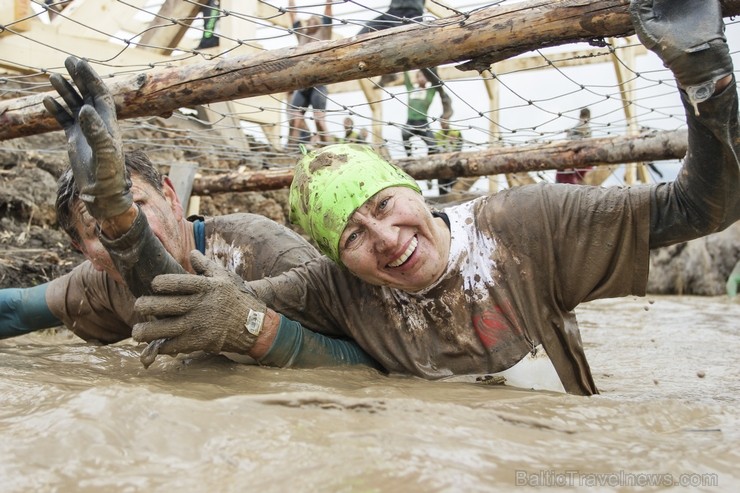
[146,335,182,356]
[133,317,192,343]
[78,105,119,198]
[190,249,226,277]
[153,333,219,356]
[150,273,215,294]
[74,58,120,138]
[631,0,724,51]
[134,293,199,318]
[133,320,222,355]
[48,73,83,114]
[42,96,75,130]
[190,250,250,291]
[78,105,115,162]
[64,56,92,103]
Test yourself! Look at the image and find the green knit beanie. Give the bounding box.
[289,144,421,263]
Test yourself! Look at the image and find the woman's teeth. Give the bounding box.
[388,236,418,268]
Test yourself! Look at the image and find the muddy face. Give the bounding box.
[339,186,450,292]
[73,176,188,282]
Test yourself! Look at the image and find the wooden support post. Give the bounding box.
[358,77,390,159]
[610,35,649,185]
[167,161,199,210]
[0,0,33,34]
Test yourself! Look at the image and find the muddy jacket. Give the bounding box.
[46,213,319,344]
[248,84,740,395]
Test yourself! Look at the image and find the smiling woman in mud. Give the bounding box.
[340,186,449,291]
[289,145,451,292]
[134,0,740,395]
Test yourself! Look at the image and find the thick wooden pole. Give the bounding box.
[191,129,688,194]
[398,129,687,180]
[3,0,740,141]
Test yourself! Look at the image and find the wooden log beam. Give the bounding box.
[193,167,295,194]
[398,129,688,180]
[3,0,739,141]
[191,129,688,194]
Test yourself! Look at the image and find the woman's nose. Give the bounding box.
[369,220,396,253]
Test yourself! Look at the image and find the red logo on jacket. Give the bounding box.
[472,305,511,349]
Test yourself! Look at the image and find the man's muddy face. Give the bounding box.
[73,176,186,283]
[339,186,449,292]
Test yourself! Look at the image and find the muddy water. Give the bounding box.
[1,295,738,492]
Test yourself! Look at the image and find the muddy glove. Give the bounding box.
[630,0,732,115]
[132,250,266,357]
[42,56,131,220]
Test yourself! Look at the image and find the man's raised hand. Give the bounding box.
[43,56,131,220]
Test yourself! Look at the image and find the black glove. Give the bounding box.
[630,0,733,114]
[132,250,266,358]
[43,56,131,220]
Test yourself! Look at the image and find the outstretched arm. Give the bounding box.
[43,58,373,369]
[133,250,381,370]
[44,57,189,367]
[0,284,60,338]
[629,0,739,247]
[649,77,740,248]
[288,0,297,29]
[322,0,333,39]
[403,71,412,90]
[259,315,381,369]
[43,56,186,297]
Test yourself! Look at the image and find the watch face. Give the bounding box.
[246,309,265,336]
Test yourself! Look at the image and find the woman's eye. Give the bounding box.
[379,197,389,209]
[346,231,359,244]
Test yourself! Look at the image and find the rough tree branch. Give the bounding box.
[2,0,739,141]
[191,129,688,194]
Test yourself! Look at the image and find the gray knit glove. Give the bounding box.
[43,56,131,220]
[132,250,266,356]
[630,0,733,114]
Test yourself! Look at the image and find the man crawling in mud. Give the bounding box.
[132,0,739,395]
[1,151,377,369]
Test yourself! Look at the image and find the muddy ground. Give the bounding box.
[1,126,738,295]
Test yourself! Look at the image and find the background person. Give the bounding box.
[556,107,594,185]
[286,0,333,148]
[341,117,362,143]
[401,70,437,157]
[196,0,220,50]
[356,0,451,117]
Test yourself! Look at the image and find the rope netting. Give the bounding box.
[1,0,739,202]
